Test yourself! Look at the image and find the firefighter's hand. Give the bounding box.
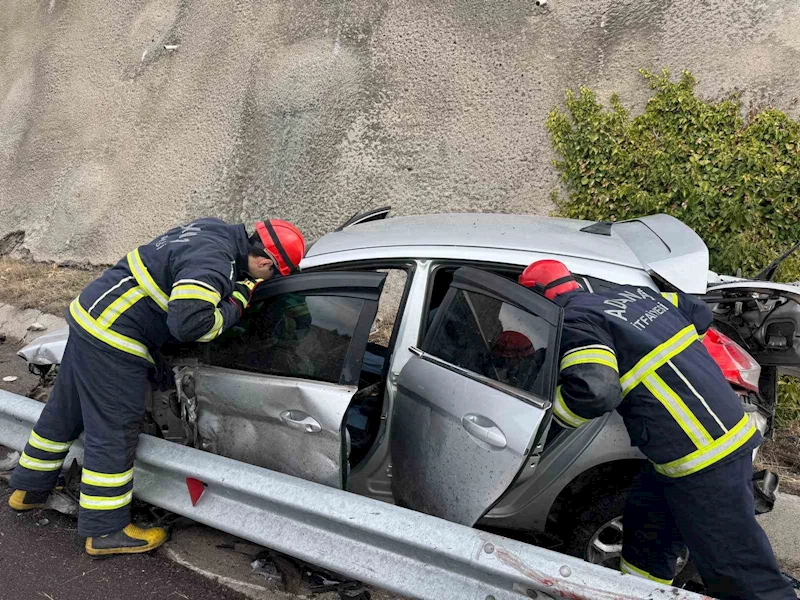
[149,351,175,392]
[228,279,263,317]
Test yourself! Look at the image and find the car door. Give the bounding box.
[704,281,800,373]
[390,267,562,526]
[184,271,386,489]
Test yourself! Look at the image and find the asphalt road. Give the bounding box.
[0,482,248,600]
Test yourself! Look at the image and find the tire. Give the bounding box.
[554,478,701,589]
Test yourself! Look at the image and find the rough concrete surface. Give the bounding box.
[1,0,799,264]
[0,303,67,346]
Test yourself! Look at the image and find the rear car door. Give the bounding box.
[185,271,386,489]
[391,267,562,526]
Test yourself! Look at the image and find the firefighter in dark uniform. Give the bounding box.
[520,260,794,600]
[9,218,306,556]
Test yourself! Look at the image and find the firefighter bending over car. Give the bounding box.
[9,218,305,556]
[519,260,794,600]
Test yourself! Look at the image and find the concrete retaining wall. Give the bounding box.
[2,0,799,264]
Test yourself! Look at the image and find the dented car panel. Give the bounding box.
[188,366,357,488]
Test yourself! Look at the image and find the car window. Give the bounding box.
[206,292,365,384]
[423,288,553,397]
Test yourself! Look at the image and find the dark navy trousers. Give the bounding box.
[10,329,149,537]
[622,453,794,599]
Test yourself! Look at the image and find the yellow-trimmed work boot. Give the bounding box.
[8,489,49,511]
[85,524,168,556]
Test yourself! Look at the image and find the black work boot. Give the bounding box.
[85,524,168,556]
[8,489,50,511]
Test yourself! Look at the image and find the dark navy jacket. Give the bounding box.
[67,218,250,365]
[554,286,761,478]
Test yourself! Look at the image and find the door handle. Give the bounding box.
[280,410,322,434]
[461,414,507,449]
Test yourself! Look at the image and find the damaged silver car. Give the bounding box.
[20,210,800,585]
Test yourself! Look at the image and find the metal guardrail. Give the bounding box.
[0,390,708,600]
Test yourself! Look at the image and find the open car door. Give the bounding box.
[390,267,562,526]
[182,271,386,489]
[705,281,800,374]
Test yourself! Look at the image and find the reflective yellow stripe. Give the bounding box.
[620,325,699,397]
[70,299,154,363]
[643,373,713,449]
[19,452,63,472]
[553,386,590,429]
[96,286,147,328]
[661,292,679,308]
[79,491,133,511]
[232,291,248,307]
[653,414,757,478]
[28,431,73,454]
[170,284,221,305]
[668,360,728,433]
[620,557,674,585]
[81,467,134,488]
[127,248,168,311]
[197,309,224,342]
[174,278,219,292]
[560,345,618,373]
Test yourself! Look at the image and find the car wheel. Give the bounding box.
[556,481,700,589]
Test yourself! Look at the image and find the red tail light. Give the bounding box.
[702,328,761,393]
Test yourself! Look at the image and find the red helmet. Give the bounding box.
[519,260,580,300]
[493,331,535,358]
[253,219,306,276]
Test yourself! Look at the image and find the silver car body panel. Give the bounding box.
[613,214,709,293]
[305,213,710,292]
[18,326,69,365]
[305,214,641,268]
[391,352,549,526]
[484,413,644,529]
[190,365,357,489]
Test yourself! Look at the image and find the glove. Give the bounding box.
[227,278,263,317]
[148,350,175,391]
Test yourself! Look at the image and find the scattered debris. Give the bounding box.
[46,490,79,517]
[2,376,18,382]
[36,517,50,527]
[164,44,180,51]
[28,322,46,332]
[250,556,281,583]
[0,449,20,471]
[784,571,800,589]
[62,567,99,585]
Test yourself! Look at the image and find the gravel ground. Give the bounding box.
[0,337,40,397]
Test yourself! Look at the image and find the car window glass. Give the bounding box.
[206,293,364,383]
[423,288,553,397]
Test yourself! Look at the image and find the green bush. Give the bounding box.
[547,69,800,280]
[547,69,800,426]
